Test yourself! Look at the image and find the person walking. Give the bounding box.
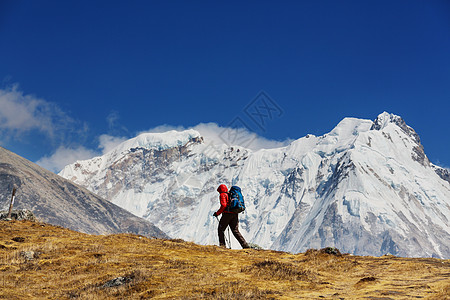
[213,184,249,249]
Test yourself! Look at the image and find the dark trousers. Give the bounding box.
[218,213,249,248]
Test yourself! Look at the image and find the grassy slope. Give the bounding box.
[0,220,449,299]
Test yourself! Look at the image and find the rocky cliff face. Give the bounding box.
[60,113,450,258]
[0,146,167,238]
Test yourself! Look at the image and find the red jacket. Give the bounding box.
[215,184,232,216]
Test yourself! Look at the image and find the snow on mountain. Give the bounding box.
[59,112,450,258]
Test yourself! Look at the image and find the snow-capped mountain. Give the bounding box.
[59,112,450,258]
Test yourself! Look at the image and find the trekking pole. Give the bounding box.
[227,227,232,249]
[224,227,230,249]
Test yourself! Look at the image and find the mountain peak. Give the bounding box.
[370,112,403,131]
[371,112,421,146]
[112,129,203,155]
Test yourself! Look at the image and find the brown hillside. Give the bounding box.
[0,220,449,299]
[0,146,167,239]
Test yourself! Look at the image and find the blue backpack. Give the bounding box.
[227,186,245,213]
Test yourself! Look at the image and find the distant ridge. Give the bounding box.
[0,146,167,238]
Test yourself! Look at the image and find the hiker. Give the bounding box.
[213,184,249,249]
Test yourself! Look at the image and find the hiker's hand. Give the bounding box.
[213,212,218,217]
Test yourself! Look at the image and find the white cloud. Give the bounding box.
[0,85,86,143]
[35,135,128,173]
[139,124,186,134]
[193,123,292,150]
[98,134,128,154]
[105,110,129,136]
[106,111,120,129]
[1,85,94,173]
[36,146,99,173]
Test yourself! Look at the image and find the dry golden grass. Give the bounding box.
[0,220,449,299]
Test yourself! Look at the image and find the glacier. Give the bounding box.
[59,112,450,258]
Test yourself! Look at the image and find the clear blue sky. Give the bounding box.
[1,0,449,171]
